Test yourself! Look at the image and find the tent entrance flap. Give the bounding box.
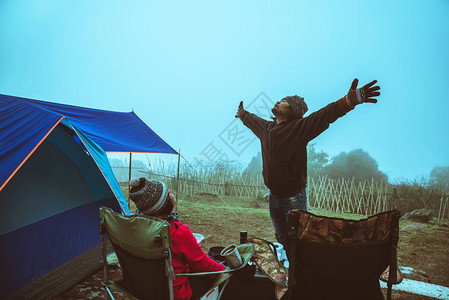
[0,124,115,235]
[65,119,130,215]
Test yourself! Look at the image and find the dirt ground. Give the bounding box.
[177,193,449,299]
[58,192,448,299]
[398,220,449,286]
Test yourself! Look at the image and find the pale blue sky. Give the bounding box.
[1,0,448,181]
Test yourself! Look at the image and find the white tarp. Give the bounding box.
[380,278,449,299]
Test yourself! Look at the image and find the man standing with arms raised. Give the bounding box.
[235,79,381,245]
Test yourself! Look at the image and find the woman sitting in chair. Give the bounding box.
[129,178,226,300]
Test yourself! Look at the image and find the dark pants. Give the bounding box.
[189,276,217,300]
[269,188,308,246]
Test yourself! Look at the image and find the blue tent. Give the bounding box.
[0,94,178,299]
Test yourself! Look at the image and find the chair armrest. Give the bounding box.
[177,243,254,277]
[177,270,233,298]
[176,269,233,277]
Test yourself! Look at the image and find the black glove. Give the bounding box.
[338,79,381,112]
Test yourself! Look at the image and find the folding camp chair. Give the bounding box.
[285,209,401,300]
[99,207,253,300]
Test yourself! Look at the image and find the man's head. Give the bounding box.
[272,95,308,121]
[129,178,176,217]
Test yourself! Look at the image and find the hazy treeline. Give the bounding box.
[109,158,150,182]
[248,143,449,187]
[245,144,388,183]
[245,144,449,217]
[109,145,449,218]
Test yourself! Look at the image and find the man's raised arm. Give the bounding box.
[235,101,269,139]
[300,78,381,142]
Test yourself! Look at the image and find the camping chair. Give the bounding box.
[99,207,253,300]
[285,209,401,300]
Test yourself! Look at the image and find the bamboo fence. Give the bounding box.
[307,176,389,216]
[111,166,449,220]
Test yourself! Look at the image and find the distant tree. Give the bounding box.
[307,143,329,179]
[213,160,238,176]
[109,158,125,167]
[244,152,263,177]
[244,145,330,179]
[132,159,148,169]
[429,166,449,193]
[324,149,388,183]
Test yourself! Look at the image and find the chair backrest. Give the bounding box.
[286,209,400,300]
[99,207,173,300]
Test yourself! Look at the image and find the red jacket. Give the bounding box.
[170,221,226,300]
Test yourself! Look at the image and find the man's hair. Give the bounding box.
[284,95,308,119]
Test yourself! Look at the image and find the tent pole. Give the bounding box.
[128,152,132,211]
[176,149,180,200]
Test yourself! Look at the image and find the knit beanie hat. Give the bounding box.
[283,95,308,118]
[129,178,171,216]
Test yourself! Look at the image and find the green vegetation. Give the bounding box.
[119,181,449,290]
[114,145,449,219]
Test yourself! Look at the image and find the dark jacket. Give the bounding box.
[241,101,346,197]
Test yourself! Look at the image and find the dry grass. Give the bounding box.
[120,186,449,299]
[176,192,449,299]
[176,193,366,248]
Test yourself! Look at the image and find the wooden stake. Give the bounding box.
[176,149,180,200]
[128,152,132,211]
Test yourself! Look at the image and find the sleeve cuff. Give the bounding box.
[336,96,354,115]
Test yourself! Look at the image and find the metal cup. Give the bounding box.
[208,246,225,263]
[220,244,243,269]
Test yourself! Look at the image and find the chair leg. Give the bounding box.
[101,229,109,299]
[387,283,392,300]
[217,278,230,300]
[165,251,175,300]
[105,286,116,300]
[103,262,109,299]
[286,240,297,300]
[168,277,174,300]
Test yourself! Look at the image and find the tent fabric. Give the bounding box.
[0,98,64,190]
[0,123,115,235]
[66,119,129,215]
[0,94,178,190]
[0,121,124,298]
[0,198,119,298]
[0,94,178,298]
